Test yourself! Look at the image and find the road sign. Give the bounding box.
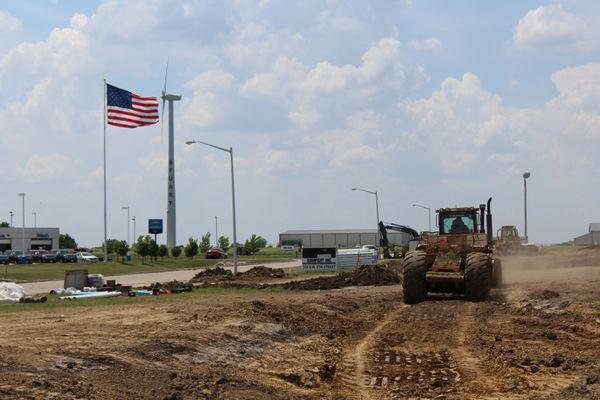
[148,219,163,234]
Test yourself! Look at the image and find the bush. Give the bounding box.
[184,237,198,258]
[159,244,168,258]
[171,246,182,258]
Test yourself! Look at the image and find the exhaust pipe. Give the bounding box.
[479,204,486,233]
[486,197,493,245]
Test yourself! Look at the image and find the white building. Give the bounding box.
[0,227,60,252]
[573,223,600,246]
[279,229,414,248]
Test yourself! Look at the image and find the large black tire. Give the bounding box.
[402,250,428,304]
[464,252,491,301]
[492,258,503,288]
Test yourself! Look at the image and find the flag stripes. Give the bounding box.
[106,83,159,128]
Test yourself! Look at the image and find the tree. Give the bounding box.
[159,244,168,258]
[218,235,230,251]
[184,237,198,258]
[103,239,122,254]
[199,232,211,254]
[59,233,77,249]
[135,235,149,263]
[148,238,159,261]
[171,246,182,258]
[0,222,9,228]
[114,240,129,263]
[245,234,266,255]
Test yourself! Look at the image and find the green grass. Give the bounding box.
[0,252,298,283]
[0,286,285,316]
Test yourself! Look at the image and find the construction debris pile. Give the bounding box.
[283,265,400,291]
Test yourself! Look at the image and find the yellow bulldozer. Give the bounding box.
[402,198,502,304]
[495,225,539,255]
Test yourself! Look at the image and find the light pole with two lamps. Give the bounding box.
[412,203,431,232]
[352,188,380,249]
[186,140,238,275]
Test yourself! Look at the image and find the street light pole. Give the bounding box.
[121,206,130,248]
[523,172,531,243]
[132,216,136,245]
[32,212,37,228]
[412,204,431,232]
[17,193,25,252]
[352,188,380,248]
[186,140,238,274]
[9,211,13,227]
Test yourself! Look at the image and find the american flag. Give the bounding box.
[106,84,159,128]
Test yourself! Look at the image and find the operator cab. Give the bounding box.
[438,208,479,235]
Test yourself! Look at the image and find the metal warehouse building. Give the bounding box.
[279,229,413,248]
[574,223,600,246]
[0,227,60,252]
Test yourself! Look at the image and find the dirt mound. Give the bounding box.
[528,289,560,300]
[238,266,285,280]
[148,281,193,292]
[189,266,232,283]
[283,265,400,291]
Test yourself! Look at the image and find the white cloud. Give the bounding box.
[0,10,21,33]
[408,37,442,51]
[514,4,587,50]
[21,154,70,180]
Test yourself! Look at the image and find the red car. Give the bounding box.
[205,247,227,259]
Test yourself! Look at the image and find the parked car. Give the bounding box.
[53,250,78,263]
[76,252,99,263]
[0,254,9,264]
[4,250,32,264]
[205,247,227,259]
[31,250,57,263]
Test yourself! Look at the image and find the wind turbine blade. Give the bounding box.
[160,59,169,142]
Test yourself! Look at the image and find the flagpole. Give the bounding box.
[103,79,108,263]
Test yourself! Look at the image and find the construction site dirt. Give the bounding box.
[0,248,599,399]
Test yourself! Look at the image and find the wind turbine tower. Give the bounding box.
[161,68,181,249]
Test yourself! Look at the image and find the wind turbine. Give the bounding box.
[161,62,182,249]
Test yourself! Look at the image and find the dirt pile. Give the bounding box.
[238,266,285,280]
[189,266,232,283]
[190,266,285,287]
[283,265,400,291]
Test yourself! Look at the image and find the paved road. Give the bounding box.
[21,260,301,295]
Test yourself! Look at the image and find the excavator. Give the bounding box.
[378,222,420,258]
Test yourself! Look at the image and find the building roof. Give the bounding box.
[281,229,378,235]
[589,223,600,232]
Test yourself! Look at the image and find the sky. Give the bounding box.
[0,0,599,247]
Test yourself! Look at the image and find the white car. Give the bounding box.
[76,252,99,263]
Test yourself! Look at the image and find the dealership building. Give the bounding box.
[0,227,60,252]
[279,229,413,248]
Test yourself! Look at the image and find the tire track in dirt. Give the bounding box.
[336,304,409,399]
[452,302,495,388]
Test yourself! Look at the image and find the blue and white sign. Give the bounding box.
[148,219,163,234]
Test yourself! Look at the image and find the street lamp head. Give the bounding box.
[185,140,195,145]
[121,206,129,210]
[17,193,24,197]
[523,171,531,179]
[351,188,357,191]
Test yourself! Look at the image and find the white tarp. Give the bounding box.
[336,248,378,269]
[0,282,26,302]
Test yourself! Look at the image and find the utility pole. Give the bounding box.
[32,212,37,228]
[9,211,13,227]
[17,193,25,252]
[523,172,531,243]
[132,216,136,245]
[215,216,218,246]
[121,206,130,248]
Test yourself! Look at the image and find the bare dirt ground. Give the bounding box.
[0,248,599,399]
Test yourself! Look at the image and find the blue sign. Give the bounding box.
[148,219,163,234]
